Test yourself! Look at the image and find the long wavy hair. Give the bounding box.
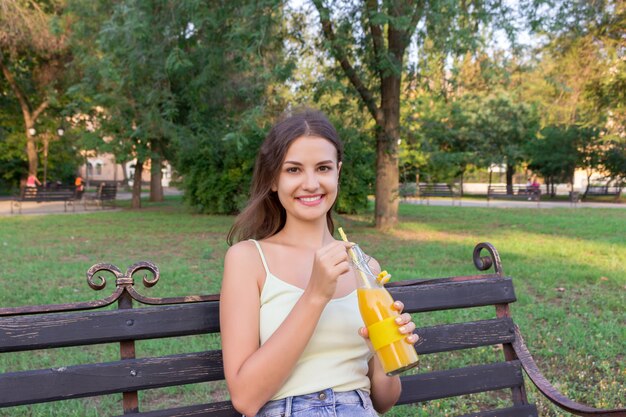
[227,109,343,245]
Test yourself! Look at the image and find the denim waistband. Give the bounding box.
[255,388,372,417]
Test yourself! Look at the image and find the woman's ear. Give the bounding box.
[271,182,277,192]
[337,161,342,176]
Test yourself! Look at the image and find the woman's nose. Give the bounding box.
[303,172,320,190]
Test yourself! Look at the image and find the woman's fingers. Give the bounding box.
[394,312,412,325]
[358,327,369,338]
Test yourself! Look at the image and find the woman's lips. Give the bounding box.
[296,194,325,206]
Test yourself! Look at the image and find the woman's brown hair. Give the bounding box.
[227,109,343,245]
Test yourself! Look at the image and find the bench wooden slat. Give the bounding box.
[414,318,515,354]
[0,303,220,353]
[397,360,524,404]
[113,401,239,417]
[0,351,223,407]
[389,277,516,312]
[458,404,539,417]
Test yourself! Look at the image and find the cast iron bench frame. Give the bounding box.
[0,244,623,417]
[418,183,462,206]
[11,186,78,214]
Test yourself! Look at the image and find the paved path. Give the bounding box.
[0,188,183,216]
[1,191,623,216]
[403,197,625,209]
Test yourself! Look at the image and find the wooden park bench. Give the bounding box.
[84,183,118,210]
[1,243,624,416]
[488,185,541,206]
[418,183,461,206]
[11,186,77,214]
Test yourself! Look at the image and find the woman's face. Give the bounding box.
[273,135,341,224]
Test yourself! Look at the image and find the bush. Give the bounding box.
[178,119,375,215]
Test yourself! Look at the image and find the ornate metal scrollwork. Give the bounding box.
[1,261,215,317]
[86,263,124,290]
[473,242,503,277]
[84,261,217,305]
[127,261,160,288]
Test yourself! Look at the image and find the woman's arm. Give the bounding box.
[220,240,353,417]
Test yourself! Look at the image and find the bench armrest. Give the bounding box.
[512,326,625,416]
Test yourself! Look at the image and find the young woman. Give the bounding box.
[220,110,417,417]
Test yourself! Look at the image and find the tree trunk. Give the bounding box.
[1,56,48,177]
[149,154,163,202]
[132,160,144,209]
[506,164,515,195]
[26,126,38,176]
[375,130,399,230]
[375,74,401,230]
[119,160,129,188]
[582,170,593,200]
[459,168,465,197]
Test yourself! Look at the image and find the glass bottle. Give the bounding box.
[349,244,419,375]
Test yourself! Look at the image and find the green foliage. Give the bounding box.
[409,90,540,184]
[601,142,626,186]
[526,125,579,185]
[334,122,375,214]
[179,117,266,214]
[167,0,293,214]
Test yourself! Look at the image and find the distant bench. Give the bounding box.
[585,186,622,198]
[488,185,541,205]
[418,183,461,206]
[84,184,118,210]
[1,244,623,416]
[11,186,77,214]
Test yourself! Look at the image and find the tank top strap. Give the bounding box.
[248,239,271,276]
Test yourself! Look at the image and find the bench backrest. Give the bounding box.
[418,183,460,196]
[98,184,117,200]
[19,186,76,201]
[0,244,534,416]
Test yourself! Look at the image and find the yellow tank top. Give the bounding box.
[251,240,372,400]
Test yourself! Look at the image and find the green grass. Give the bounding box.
[0,198,624,416]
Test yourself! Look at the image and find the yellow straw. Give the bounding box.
[338,227,371,288]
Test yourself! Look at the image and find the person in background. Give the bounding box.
[75,175,85,199]
[26,174,41,188]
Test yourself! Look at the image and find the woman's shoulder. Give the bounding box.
[223,240,266,288]
[225,240,258,261]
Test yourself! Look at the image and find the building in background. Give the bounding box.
[77,152,173,187]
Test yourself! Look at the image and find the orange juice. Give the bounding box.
[337,228,419,375]
[357,287,419,375]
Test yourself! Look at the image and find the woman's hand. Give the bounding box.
[305,240,354,303]
[358,300,418,345]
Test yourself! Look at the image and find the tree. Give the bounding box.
[477,93,539,193]
[526,125,579,196]
[601,142,626,194]
[172,0,293,214]
[0,0,69,178]
[69,0,179,207]
[311,0,519,228]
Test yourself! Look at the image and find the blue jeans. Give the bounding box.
[254,389,378,417]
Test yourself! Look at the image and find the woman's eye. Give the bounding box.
[286,167,299,173]
[318,166,332,172]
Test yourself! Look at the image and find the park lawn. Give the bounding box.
[0,198,624,416]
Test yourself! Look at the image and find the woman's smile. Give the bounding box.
[296,194,326,206]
